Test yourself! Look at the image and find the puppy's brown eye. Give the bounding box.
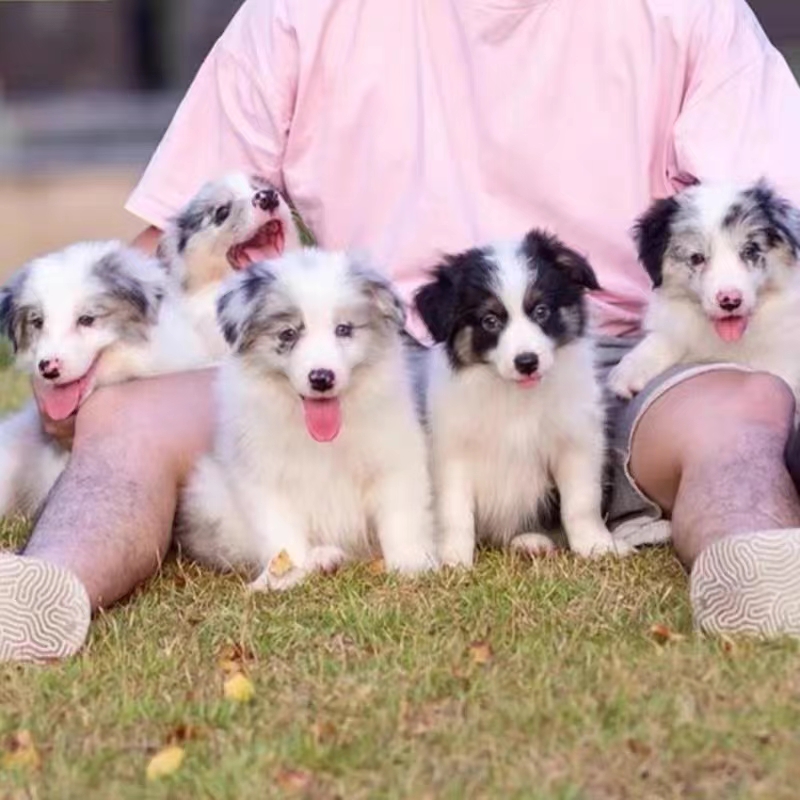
[214,204,232,226]
[688,253,706,268]
[77,315,95,328]
[335,323,354,338]
[532,304,550,324]
[741,242,761,263]
[278,328,298,344]
[481,313,502,333]
[30,316,43,331]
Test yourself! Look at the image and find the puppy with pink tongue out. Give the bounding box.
[178,249,438,590]
[610,181,800,402]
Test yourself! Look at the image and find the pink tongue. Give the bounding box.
[36,378,87,421]
[302,398,342,443]
[229,223,286,269]
[713,316,749,343]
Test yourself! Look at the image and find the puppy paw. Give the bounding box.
[608,357,657,400]
[510,532,559,558]
[569,533,636,559]
[438,532,475,569]
[248,551,310,592]
[382,546,439,575]
[308,545,348,574]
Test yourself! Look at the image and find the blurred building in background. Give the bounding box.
[0,0,798,271]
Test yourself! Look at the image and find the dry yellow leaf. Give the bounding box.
[2,730,41,772]
[368,558,386,575]
[276,767,313,792]
[268,549,294,577]
[469,640,494,665]
[650,624,685,645]
[224,672,255,703]
[146,745,185,781]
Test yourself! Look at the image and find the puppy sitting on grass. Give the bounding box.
[415,230,632,566]
[178,249,438,590]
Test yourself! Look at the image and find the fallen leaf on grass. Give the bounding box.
[146,745,185,781]
[2,730,41,772]
[310,720,337,746]
[368,558,386,575]
[650,624,685,645]
[469,640,494,665]
[269,549,294,577]
[224,673,255,703]
[276,768,313,792]
[166,724,203,745]
[217,643,255,675]
[626,738,653,757]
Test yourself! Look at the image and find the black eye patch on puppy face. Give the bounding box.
[414,247,507,369]
[520,230,600,344]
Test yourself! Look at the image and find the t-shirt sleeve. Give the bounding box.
[125,0,297,229]
[672,0,800,204]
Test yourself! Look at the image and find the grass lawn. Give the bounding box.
[1,365,800,800]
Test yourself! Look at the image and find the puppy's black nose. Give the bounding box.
[253,188,279,212]
[514,352,539,376]
[719,297,742,312]
[38,359,61,381]
[309,368,336,393]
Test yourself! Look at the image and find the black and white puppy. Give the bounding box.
[610,181,800,399]
[178,249,437,590]
[158,172,303,358]
[415,230,632,566]
[0,241,208,517]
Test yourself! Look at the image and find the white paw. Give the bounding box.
[510,532,559,558]
[568,530,635,559]
[438,538,475,569]
[248,552,310,592]
[308,545,348,574]
[608,356,658,400]
[386,549,439,576]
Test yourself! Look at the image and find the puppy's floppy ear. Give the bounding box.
[349,256,406,329]
[216,264,277,352]
[93,248,166,334]
[741,179,800,256]
[0,267,28,353]
[413,266,459,343]
[0,268,26,352]
[523,229,601,292]
[633,196,680,288]
[554,246,601,292]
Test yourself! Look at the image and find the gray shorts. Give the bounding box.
[599,336,754,548]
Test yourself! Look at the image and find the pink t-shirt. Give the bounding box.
[126,0,800,337]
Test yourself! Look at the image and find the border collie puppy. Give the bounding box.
[158,172,303,357]
[0,241,208,518]
[178,249,437,590]
[415,230,630,566]
[610,181,800,399]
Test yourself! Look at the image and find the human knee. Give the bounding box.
[709,371,795,437]
[73,371,215,476]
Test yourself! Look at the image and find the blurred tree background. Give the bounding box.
[0,0,797,273]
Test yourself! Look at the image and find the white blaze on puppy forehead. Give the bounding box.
[219,249,404,443]
[486,240,555,381]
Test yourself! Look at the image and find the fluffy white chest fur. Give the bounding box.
[181,342,437,589]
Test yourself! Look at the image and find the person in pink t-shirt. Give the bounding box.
[3,0,800,660]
